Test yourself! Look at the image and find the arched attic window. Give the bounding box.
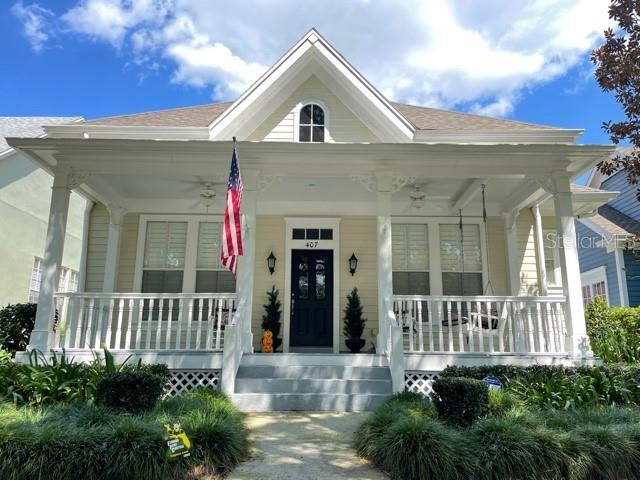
[299,103,325,142]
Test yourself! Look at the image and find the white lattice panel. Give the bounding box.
[405,371,439,397]
[166,370,221,397]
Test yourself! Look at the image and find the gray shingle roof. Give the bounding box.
[81,100,557,131]
[592,204,640,237]
[0,117,82,154]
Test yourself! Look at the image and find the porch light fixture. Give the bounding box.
[348,253,358,276]
[409,184,426,209]
[267,252,277,275]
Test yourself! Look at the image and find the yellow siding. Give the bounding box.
[485,217,508,296]
[248,75,379,143]
[85,203,108,292]
[116,214,139,292]
[339,216,378,352]
[251,216,286,351]
[517,210,540,295]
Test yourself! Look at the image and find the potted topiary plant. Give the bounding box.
[344,287,367,353]
[261,286,282,352]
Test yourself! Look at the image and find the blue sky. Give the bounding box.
[0,0,625,164]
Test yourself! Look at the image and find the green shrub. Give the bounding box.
[488,389,518,417]
[439,364,640,409]
[0,389,248,480]
[0,303,36,356]
[432,377,489,427]
[586,297,640,363]
[96,371,164,413]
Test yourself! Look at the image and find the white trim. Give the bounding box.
[413,129,583,145]
[614,249,630,306]
[44,125,210,141]
[292,99,332,142]
[283,217,341,353]
[78,200,94,292]
[134,214,224,293]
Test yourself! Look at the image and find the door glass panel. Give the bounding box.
[320,229,333,240]
[316,257,326,300]
[306,228,319,240]
[298,257,309,299]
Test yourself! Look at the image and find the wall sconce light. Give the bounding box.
[267,251,277,275]
[348,253,358,276]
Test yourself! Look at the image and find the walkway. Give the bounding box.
[228,412,387,480]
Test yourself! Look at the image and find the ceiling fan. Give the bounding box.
[192,183,219,211]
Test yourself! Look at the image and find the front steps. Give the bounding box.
[231,354,393,412]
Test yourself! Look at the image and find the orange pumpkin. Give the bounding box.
[261,330,274,353]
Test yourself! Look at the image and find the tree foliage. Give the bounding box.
[343,287,366,339]
[261,286,282,339]
[592,1,640,190]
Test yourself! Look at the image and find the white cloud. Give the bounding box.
[13,0,615,116]
[11,1,55,52]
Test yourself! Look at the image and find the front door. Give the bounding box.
[290,249,333,348]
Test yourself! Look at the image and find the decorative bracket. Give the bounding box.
[531,176,555,196]
[351,174,376,192]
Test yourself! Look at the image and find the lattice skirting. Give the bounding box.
[165,370,221,397]
[405,371,440,397]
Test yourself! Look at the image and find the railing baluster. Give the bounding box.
[456,300,464,352]
[185,298,194,350]
[144,299,153,349]
[507,300,515,352]
[498,301,506,353]
[426,300,434,352]
[446,301,453,352]
[205,297,214,349]
[166,299,174,349]
[487,300,494,353]
[85,297,95,349]
[105,298,115,349]
[216,297,223,350]
[476,300,483,352]
[417,301,424,352]
[535,302,544,353]
[135,298,144,349]
[466,300,474,352]
[63,296,75,349]
[408,300,414,352]
[176,299,183,349]
[437,301,444,352]
[156,299,164,349]
[124,299,134,349]
[526,303,535,352]
[93,297,105,349]
[74,297,85,348]
[114,298,125,350]
[195,298,204,349]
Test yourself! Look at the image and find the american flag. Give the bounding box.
[220,139,244,274]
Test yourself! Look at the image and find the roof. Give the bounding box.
[589,204,640,237]
[0,117,82,154]
[81,100,555,131]
[570,184,611,194]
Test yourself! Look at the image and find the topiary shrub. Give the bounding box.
[96,371,164,413]
[432,377,489,427]
[261,286,282,351]
[0,303,37,356]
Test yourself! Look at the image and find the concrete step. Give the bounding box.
[236,365,392,380]
[234,377,392,394]
[240,353,388,367]
[231,393,390,412]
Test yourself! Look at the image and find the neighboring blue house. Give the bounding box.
[578,165,640,307]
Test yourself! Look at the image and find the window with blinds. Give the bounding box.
[196,222,235,293]
[141,222,187,293]
[392,224,430,295]
[440,224,483,295]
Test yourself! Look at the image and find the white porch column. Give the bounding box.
[531,205,548,296]
[30,169,76,352]
[376,172,393,354]
[552,174,591,357]
[236,170,258,353]
[503,209,521,296]
[102,206,126,293]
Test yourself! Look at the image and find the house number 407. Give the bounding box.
[305,241,319,248]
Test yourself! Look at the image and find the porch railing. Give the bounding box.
[53,292,237,351]
[392,295,567,354]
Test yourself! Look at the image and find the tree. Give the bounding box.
[261,286,282,350]
[592,1,640,189]
[0,303,37,356]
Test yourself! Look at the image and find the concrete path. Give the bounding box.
[228,412,387,480]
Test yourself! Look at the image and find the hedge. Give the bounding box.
[356,392,640,480]
[586,297,640,363]
[0,389,249,480]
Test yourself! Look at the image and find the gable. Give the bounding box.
[247,75,378,143]
[602,170,640,220]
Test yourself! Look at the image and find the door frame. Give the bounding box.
[284,217,340,353]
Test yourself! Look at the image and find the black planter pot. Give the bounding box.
[345,338,366,353]
[274,337,282,352]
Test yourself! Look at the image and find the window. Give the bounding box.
[299,104,325,142]
[291,228,333,241]
[440,224,483,295]
[581,266,608,306]
[392,224,430,295]
[543,231,561,286]
[196,222,235,293]
[28,257,79,302]
[141,221,187,294]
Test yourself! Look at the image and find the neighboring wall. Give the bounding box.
[0,152,86,306]
[602,171,640,219]
[623,250,640,307]
[576,221,621,306]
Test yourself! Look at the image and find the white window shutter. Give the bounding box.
[197,222,223,269]
[439,224,482,272]
[392,224,428,271]
[144,222,187,269]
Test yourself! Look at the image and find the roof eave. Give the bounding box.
[412,128,584,144]
[42,124,211,140]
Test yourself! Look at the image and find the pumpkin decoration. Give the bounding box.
[261,330,274,353]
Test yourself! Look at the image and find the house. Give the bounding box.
[578,160,640,307]
[0,117,88,308]
[8,30,615,410]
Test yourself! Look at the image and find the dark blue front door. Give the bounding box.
[290,249,333,347]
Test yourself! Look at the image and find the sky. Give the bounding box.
[0,0,627,177]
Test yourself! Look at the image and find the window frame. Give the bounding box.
[134,215,235,293]
[294,99,331,143]
[581,266,608,306]
[391,217,488,296]
[391,223,430,295]
[28,257,78,302]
